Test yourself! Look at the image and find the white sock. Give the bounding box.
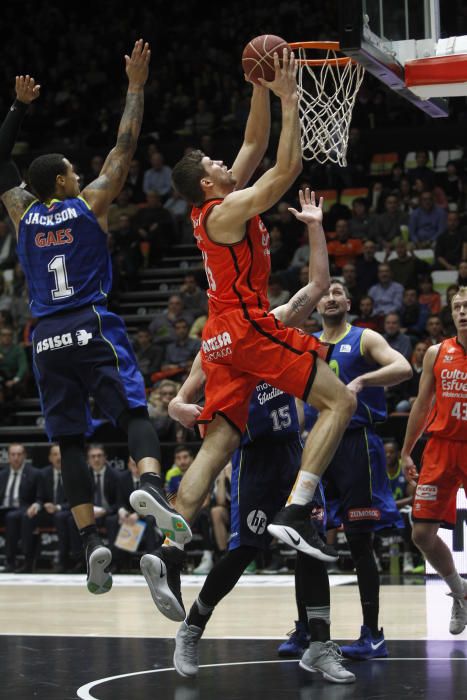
[164,537,184,551]
[445,571,466,597]
[287,471,320,506]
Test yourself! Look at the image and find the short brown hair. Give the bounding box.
[452,286,467,308]
[171,150,206,206]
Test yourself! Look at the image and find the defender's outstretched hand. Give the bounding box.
[125,39,150,89]
[15,75,40,104]
[288,188,323,225]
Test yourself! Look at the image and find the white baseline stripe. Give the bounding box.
[77,657,467,700]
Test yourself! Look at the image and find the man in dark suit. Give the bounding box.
[21,444,70,573]
[0,443,41,572]
[109,457,160,570]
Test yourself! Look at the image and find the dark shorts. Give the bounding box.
[323,427,403,533]
[32,305,147,439]
[229,435,326,551]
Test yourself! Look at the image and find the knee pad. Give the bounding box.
[118,407,161,464]
[345,531,373,561]
[58,434,93,508]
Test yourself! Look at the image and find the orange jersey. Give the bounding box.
[425,337,467,440]
[192,199,271,315]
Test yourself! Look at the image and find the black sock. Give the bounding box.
[309,618,330,643]
[140,472,163,488]
[362,602,379,637]
[79,524,99,549]
[346,531,380,637]
[295,552,330,642]
[187,597,214,630]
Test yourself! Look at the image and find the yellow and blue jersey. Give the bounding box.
[387,462,408,501]
[305,324,387,430]
[17,196,112,317]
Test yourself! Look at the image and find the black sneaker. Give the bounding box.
[140,546,186,621]
[267,505,338,562]
[130,483,192,545]
[86,541,112,594]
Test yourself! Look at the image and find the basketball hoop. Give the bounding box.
[290,41,365,166]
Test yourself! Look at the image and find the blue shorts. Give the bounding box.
[32,305,147,440]
[323,427,403,533]
[229,435,326,551]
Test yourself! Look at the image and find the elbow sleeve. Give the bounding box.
[0,160,22,196]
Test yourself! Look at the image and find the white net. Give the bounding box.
[297,48,365,166]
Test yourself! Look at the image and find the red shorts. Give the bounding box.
[198,308,331,434]
[413,436,467,528]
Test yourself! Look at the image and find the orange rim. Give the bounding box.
[289,40,354,67]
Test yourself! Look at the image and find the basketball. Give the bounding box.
[242,34,291,85]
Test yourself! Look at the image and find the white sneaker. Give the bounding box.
[403,552,414,574]
[193,550,214,575]
[174,621,203,677]
[299,641,356,684]
[448,580,467,635]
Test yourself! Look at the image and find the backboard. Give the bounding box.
[337,0,467,118]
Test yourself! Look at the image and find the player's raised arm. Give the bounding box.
[230,83,270,190]
[82,39,150,222]
[0,75,40,230]
[209,49,302,233]
[273,189,330,327]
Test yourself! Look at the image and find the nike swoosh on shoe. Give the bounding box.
[285,529,301,546]
[371,639,385,650]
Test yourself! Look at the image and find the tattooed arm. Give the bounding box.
[82,39,150,226]
[273,189,330,327]
[1,187,36,231]
[0,76,40,231]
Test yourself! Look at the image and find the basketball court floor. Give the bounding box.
[1,572,465,699]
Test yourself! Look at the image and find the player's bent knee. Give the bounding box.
[411,524,434,551]
[336,386,357,419]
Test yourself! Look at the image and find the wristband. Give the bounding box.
[11,100,28,115]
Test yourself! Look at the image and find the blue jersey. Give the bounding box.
[307,324,387,430]
[17,196,112,317]
[242,381,300,446]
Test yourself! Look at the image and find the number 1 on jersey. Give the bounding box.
[48,255,74,300]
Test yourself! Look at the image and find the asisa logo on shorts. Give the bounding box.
[36,333,73,353]
[202,331,232,361]
[247,509,267,535]
[76,329,93,346]
[415,484,437,501]
[202,332,232,353]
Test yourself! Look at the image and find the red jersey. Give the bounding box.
[192,199,271,315]
[426,337,467,440]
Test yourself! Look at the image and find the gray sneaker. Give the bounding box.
[449,597,467,635]
[174,621,203,677]
[299,641,356,684]
[449,582,467,635]
[86,543,112,595]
